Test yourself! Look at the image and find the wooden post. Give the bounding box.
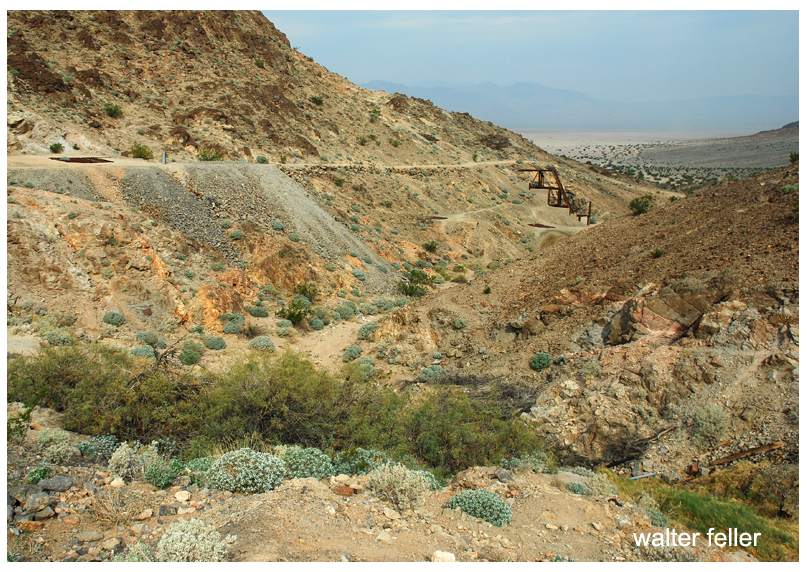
[587,201,592,225]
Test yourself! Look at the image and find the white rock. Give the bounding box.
[376,531,393,544]
[432,551,456,562]
[109,478,125,488]
[383,507,401,520]
[175,491,191,502]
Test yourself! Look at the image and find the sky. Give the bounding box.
[262,10,799,104]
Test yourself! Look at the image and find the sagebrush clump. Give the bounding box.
[204,336,226,350]
[343,345,363,362]
[445,489,512,526]
[530,352,552,371]
[586,473,618,497]
[248,336,275,351]
[694,406,728,449]
[205,448,285,493]
[357,322,379,340]
[103,311,126,327]
[154,518,235,562]
[108,442,143,481]
[366,463,431,510]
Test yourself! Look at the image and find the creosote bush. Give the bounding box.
[445,489,512,526]
[629,194,655,215]
[205,448,285,493]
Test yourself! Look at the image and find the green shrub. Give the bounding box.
[358,322,379,340]
[352,269,366,281]
[566,481,589,495]
[197,147,222,161]
[295,282,318,302]
[271,220,285,230]
[108,442,143,480]
[343,345,363,362]
[366,463,431,510]
[179,349,202,366]
[694,406,728,449]
[27,463,53,484]
[651,247,664,259]
[49,142,64,153]
[204,337,226,350]
[103,311,126,327]
[336,301,357,319]
[453,317,467,330]
[46,332,75,346]
[310,95,324,105]
[229,230,244,240]
[256,155,268,164]
[131,345,156,360]
[582,360,602,378]
[629,194,655,215]
[248,336,275,351]
[144,457,181,489]
[445,489,511,526]
[247,306,269,318]
[223,321,242,335]
[210,262,224,271]
[289,233,300,242]
[154,518,233,562]
[789,152,798,164]
[205,448,285,493]
[284,447,334,479]
[219,313,245,324]
[309,318,324,331]
[104,103,123,118]
[219,220,232,229]
[423,240,438,253]
[530,352,552,371]
[418,365,445,381]
[136,331,159,346]
[130,143,153,159]
[276,298,312,325]
[276,319,293,328]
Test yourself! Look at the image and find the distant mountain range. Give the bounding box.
[361,80,798,133]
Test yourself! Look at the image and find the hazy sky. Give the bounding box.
[262,10,799,103]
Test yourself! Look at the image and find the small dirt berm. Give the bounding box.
[520,165,592,224]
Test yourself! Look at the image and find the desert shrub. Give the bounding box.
[180,340,204,365]
[197,147,222,161]
[49,142,64,153]
[629,194,655,215]
[256,155,268,164]
[445,489,511,526]
[641,505,670,528]
[223,321,242,335]
[104,103,123,118]
[418,365,445,381]
[131,345,156,360]
[108,442,143,480]
[453,317,467,330]
[205,448,285,493]
[487,260,503,270]
[114,541,155,562]
[277,327,291,337]
[103,312,126,327]
[247,306,269,318]
[530,352,552,371]
[284,447,334,479]
[88,435,121,460]
[130,143,153,159]
[219,220,232,229]
[343,345,363,362]
[310,95,324,105]
[694,406,728,449]
[566,482,588,495]
[276,298,311,325]
[145,457,182,489]
[366,463,431,510]
[248,337,275,351]
[633,544,696,562]
[344,356,375,382]
[289,233,300,242]
[295,282,318,302]
[136,331,159,346]
[45,442,73,464]
[276,319,293,328]
[154,518,234,562]
[359,303,379,315]
[651,247,664,259]
[502,449,551,473]
[336,301,357,319]
[46,332,75,346]
[352,269,366,281]
[210,262,224,271]
[332,448,392,476]
[271,219,285,230]
[67,211,78,219]
[229,230,244,240]
[423,240,438,253]
[587,473,618,497]
[309,318,324,331]
[204,337,226,350]
[28,463,53,484]
[357,322,379,340]
[788,152,798,164]
[582,360,602,378]
[219,313,245,324]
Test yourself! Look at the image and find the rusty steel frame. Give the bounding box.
[519,166,592,225]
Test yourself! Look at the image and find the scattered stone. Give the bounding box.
[175,491,191,502]
[376,530,394,544]
[62,515,80,525]
[429,524,443,534]
[177,507,196,515]
[545,523,559,530]
[332,486,355,497]
[109,478,125,488]
[76,531,103,542]
[135,508,152,521]
[383,508,401,520]
[38,476,73,492]
[18,521,45,532]
[591,522,605,532]
[101,538,121,550]
[35,507,55,521]
[432,550,456,562]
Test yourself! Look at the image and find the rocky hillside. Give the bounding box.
[369,165,799,487]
